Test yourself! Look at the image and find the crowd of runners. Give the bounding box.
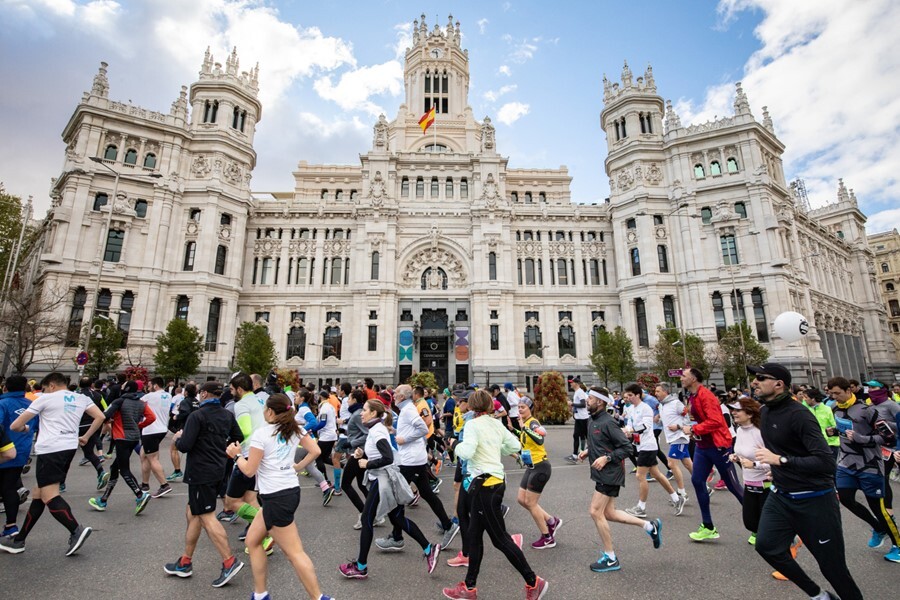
[0,364,898,600]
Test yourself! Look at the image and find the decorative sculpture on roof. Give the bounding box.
[481,117,495,152]
[92,62,109,98]
[373,114,389,151]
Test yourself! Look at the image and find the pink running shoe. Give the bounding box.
[443,582,477,599]
[525,576,549,600]
[447,551,469,567]
[547,516,563,537]
[339,562,368,579]
[531,535,556,550]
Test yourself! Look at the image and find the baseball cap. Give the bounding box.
[864,380,884,388]
[746,363,792,386]
[503,382,514,391]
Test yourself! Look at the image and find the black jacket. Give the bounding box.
[587,409,633,487]
[760,392,835,493]
[176,400,243,485]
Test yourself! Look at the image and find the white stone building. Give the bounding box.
[29,15,898,388]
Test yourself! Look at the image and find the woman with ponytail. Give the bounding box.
[226,394,334,600]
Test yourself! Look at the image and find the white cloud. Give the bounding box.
[866,208,900,234]
[392,22,413,60]
[502,2,512,11]
[497,101,529,125]
[314,61,404,116]
[295,111,368,139]
[498,65,511,76]
[483,84,517,103]
[477,18,488,34]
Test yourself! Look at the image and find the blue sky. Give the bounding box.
[2,1,898,232]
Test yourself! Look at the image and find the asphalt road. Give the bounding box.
[1,425,897,600]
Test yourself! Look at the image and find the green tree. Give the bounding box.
[408,371,438,391]
[591,326,637,391]
[84,317,123,379]
[590,328,614,386]
[233,321,277,375]
[651,326,710,380]
[717,322,770,389]
[154,318,204,383]
[532,370,570,424]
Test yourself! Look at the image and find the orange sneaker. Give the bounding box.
[447,551,469,567]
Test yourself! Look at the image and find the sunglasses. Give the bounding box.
[754,374,776,382]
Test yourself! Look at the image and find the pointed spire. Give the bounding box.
[420,13,428,36]
[226,46,239,76]
[665,99,682,131]
[455,19,461,45]
[170,85,188,119]
[733,81,751,116]
[413,18,420,45]
[202,46,213,74]
[602,74,611,102]
[761,105,774,132]
[91,61,109,97]
[446,14,454,37]
[849,188,858,206]
[251,62,259,89]
[837,178,850,203]
[643,63,655,92]
[621,60,632,87]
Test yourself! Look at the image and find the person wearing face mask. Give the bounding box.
[749,364,863,600]
[864,381,900,520]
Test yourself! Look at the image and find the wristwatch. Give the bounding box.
[779,455,789,466]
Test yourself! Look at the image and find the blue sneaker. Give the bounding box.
[89,497,107,512]
[135,492,151,516]
[648,518,663,549]
[247,593,270,600]
[1,525,18,537]
[868,529,887,549]
[164,557,193,578]
[885,545,900,563]
[211,559,243,587]
[590,553,621,572]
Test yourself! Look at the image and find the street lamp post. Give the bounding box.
[81,157,161,374]
[726,264,749,388]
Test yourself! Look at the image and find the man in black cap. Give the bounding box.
[748,362,862,600]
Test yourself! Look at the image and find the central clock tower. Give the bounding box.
[403,14,469,119]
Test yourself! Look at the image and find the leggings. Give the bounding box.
[456,483,471,557]
[315,440,335,483]
[742,483,769,534]
[341,454,369,513]
[357,479,428,565]
[884,455,895,510]
[464,481,536,589]
[573,419,588,455]
[0,466,24,524]
[79,428,104,473]
[294,446,326,485]
[101,440,142,501]
[837,487,900,546]
[394,464,452,537]
[690,445,743,527]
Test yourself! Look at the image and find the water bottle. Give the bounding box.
[521,449,533,468]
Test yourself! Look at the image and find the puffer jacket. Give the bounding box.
[105,391,155,442]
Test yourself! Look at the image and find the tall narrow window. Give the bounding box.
[460,178,468,198]
[215,245,227,275]
[556,258,568,285]
[630,248,641,276]
[694,164,705,178]
[322,327,342,360]
[524,258,536,285]
[558,325,576,357]
[400,177,409,197]
[602,259,608,285]
[104,230,124,262]
[371,252,380,280]
[331,257,343,285]
[416,177,424,197]
[727,157,739,173]
[368,325,378,352]
[712,292,726,339]
[118,291,134,346]
[93,193,108,211]
[296,258,308,284]
[731,290,746,324]
[175,295,190,321]
[657,245,669,273]
[488,252,497,280]
[511,192,518,203]
[205,298,221,351]
[446,177,453,198]
[260,257,272,284]
[431,177,439,197]
[96,289,112,319]
[635,298,649,347]
[183,241,196,271]
[721,234,739,265]
[66,287,87,346]
[734,202,747,219]
[103,145,117,161]
[710,161,722,176]
[517,259,523,285]
[589,259,600,285]
[490,325,499,350]
[525,192,532,203]
[143,153,157,169]
[308,258,315,284]
[626,218,636,230]
[124,149,137,165]
[524,325,543,357]
[701,207,712,224]
[662,295,676,328]
[537,259,544,285]
[286,326,306,359]
[190,208,201,221]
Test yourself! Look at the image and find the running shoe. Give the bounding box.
[531,535,556,550]
[135,492,151,515]
[217,509,237,522]
[630,466,637,474]
[410,491,421,507]
[748,533,757,545]
[647,518,663,549]
[524,575,549,600]
[713,479,727,490]
[624,505,647,518]
[590,553,621,573]
[88,497,107,512]
[103,453,114,460]
[671,495,686,516]
[645,474,655,483]
[885,545,900,563]
[0,535,25,554]
[868,529,887,549]
[689,524,719,542]
[375,535,405,551]
[332,488,343,496]
[211,559,243,587]
[244,536,275,556]
[65,524,92,556]
[353,514,363,530]
[238,525,249,541]
[79,457,91,466]
[59,483,66,493]
[511,533,523,549]
[547,516,563,537]
[164,557,193,578]
[338,561,368,579]
[165,471,183,482]
[140,483,150,492]
[431,478,442,493]
[97,470,110,490]
[666,470,674,480]
[250,593,271,600]
[442,582,477,599]
[441,522,460,547]
[1,525,19,537]
[299,470,309,477]
[425,542,442,573]
[322,485,335,507]
[447,551,469,567]
[151,484,173,498]
[564,454,578,464]
[373,515,386,526]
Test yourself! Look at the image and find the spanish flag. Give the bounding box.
[418,106,436,133]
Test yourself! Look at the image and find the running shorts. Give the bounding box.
[141,432,167,454]
[226,464,258,498]
[636,450,658,468]
[188,483,219,516]
[519,460,551,493]
[594,482,620,497]
[260,487,300,529]
[836,465,885,497]
[35,449,77,487]
[667,443,690,460]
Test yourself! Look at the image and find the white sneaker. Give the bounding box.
[625,505,647,518]
[353,514,363,530]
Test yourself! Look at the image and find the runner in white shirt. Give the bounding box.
[140,377,174,498]
[566,380,590,463]
[621,384,683,519]
[1,372,104,556]
[505,383,521,430]
[315,391,338,489]
[227,393,334,600]
[655,383,692,510]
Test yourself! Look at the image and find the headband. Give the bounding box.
[588,390,612,404]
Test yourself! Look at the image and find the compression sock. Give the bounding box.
[334,468,343,490]
[236,503,258,523]
[47,496,79,533]
[223,555,236,569]
[318,480,331,492]
[14,499,45,541]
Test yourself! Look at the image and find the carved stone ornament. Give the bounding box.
[525,354,543,365]
[191,154,211,178]
[254,238,282,257]
[559,317,574,328]
[322,356,341,367]
[112,192,136,216]
[517,241,542,256]
[186,221,200,236]
[289,240,312,256]
[524,317,541,329]
[646,163,662,185]
[584,241,607,258]
[224,161,243,185]
[616,169,634,191]
[481,117,496,152]
[486,236,500,250]
[711,201,735,223]
[289,318,307,329]
[218,225,231,241]
[655,226,667,240]
[367,171,387,206]
[285,356,305,367]
[401,247,467,288]
[626,230,638,244]
[373,114,389,151]
[559,354,577,365]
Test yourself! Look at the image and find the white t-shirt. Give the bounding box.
[141,389,172,435]
[26,389,94,454]
[572,388,590,420]
[250,423,304,494]
[316,402,338,442]
[627,401,658,452]
[721,404,736,439]
[235,392,266,456]
[507,389,521,418]
[339,396,352,423]
[659,396,689,445]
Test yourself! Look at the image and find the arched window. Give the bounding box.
[322,327,342,360]
[232,106,241,129]
[630,247,641,276]
[215,245,227,275]
[421,267,448,290]
[892,323,899,333]
[96,289,112,319]
[751,287,769,342]
[524,325,543,357]
[539,192,546,202]
[887,283,895,292]
[103,145,117,161]
[662,295,676,328]
[66,286,87,346]
[460,178,468,199]
[489,252,497,281]
[371,252,380,280]
[175,295,190,320]
[726,157,739,173]
[203,100,219,123]
[416,177,424,197]
[890,299,900,317]
[712,292,726,339]
[710,161,721,176]
[657,245,669,273]
[431,177,439,197]
[205,298,221,351]
[134,199,148,218]
[635,298,649,347]
[701,207,712,224]
[558,325,576,357]
[424,144,448,152]
[330,257,343,285]
[882,263,889,273]
[93,192,108,211]
[350,190,358,200]
[836,231,844,239]
[124,149,138,165]
[335,189,343,200]
[118,291,134,347]
[525,192,532,204]
[183,241,196,271]
[295,257,308,284]
[735,202,747,219]
[694,164,705,178]
[104,230,124,262]
[287,326,306,359]
[143,153,156,169]
[401,177,409,197]
[321,189,328,199]
[511,192,518,203]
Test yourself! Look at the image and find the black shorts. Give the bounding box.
[519,460,551,493]
[636,450,658,468]
[141,432,167,455]
[454,461,463,483]
[594,482,620,497]
[260,487,300,529]
[188,483,219,516]
[226,464,257,498]
[36,449,77,487]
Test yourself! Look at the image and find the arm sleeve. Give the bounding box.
[176,413,199,453]
[572,394,586,409]
[785,411,837,476]
[500,426,522,455]
[365,438,394,470]
[228,415,244,444]
[139,404,157,429]
[521,420,546,446]
[454,421,478,461]
[606,422,634,462]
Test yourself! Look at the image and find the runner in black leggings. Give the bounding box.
[342,390,370,524]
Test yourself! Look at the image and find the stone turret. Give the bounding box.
[90,61,109,98]
[602,62,657,105]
